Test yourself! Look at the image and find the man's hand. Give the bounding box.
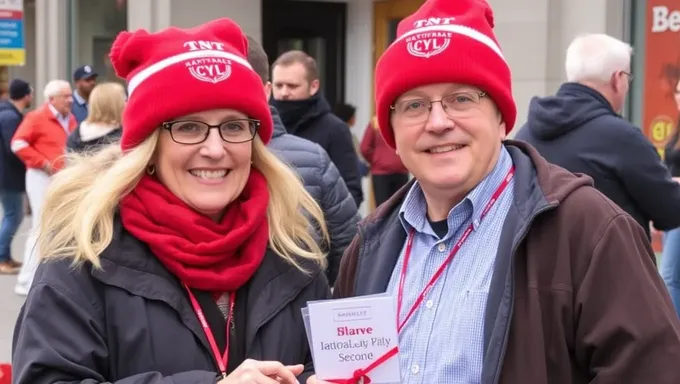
[42,162,53,175]
[216,359,303,383]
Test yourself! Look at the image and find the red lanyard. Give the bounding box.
[185,284,236,378]
[396,167,515,333]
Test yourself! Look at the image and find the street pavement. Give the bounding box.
[0,214,31,364]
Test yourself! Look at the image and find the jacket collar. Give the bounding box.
[556,82,616,114]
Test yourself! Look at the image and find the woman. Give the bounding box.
[12,18,330,384]
[67,81,126,153]
[662,80,680,318]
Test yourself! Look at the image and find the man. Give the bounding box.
[271,51,363,208]
[0,79,32,274]
[246,36,359,285]
[515,33,680,239]
[309,1,680,383]
[71,64,98,123]
[11,79,77,295]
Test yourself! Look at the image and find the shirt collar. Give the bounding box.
[73,90,86,106]
[48,103,66,119]
[399,145,513,235]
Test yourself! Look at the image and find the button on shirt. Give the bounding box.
[386,147,514,384]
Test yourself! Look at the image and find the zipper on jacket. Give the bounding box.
[490,203,557,384]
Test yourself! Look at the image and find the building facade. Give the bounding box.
[6,0,636,138]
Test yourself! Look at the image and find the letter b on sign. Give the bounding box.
[652,6,680,33]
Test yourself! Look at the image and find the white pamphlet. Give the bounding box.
[303,294,401,383]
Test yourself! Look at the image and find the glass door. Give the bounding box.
[262,0,346,107]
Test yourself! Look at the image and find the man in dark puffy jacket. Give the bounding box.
[246,37,359,285]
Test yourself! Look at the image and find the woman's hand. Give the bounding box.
[217,359,303,383]
[305,375,333,384]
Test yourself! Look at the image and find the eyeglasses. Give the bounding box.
[621,71,634,84]
[390,91,488,125]
[161,119,259,145]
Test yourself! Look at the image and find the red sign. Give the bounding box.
[643,1,680,158]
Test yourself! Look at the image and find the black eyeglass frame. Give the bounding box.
[161,119,260,144]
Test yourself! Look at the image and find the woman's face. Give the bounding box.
[154,108,255,221]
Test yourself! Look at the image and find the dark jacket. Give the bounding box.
[334,140,680,384]
[515,82,680,237]
[71,91,88,124]
[664,129,680,176]
[267,106,359,285]
[272,94,363,207]
[66,122,122,153]
[0,100,25,191]
[12,217,330,384]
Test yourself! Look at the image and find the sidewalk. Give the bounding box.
[0,215,30,363]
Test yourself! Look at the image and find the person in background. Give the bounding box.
[67,82,125,153]
[360,116,409,206]
[71,65,98,124]
[309,0,680,382]
[333,102,370,178]
[12,18,328,384]
[661,77,680,318]
[0,79,32,274]
[271,50,364,207]
[515,33,680,240]
[11,79,76,296]
[247,36,358,286]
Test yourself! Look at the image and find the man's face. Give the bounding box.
[49,85,74,115]
[76,76,97,97]
[390,82,506,199]
[610,70,631,113]
[272,63,319,100]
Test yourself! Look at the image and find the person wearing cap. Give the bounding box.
[12,19,329,384]
[309,1,680,383]
[0,79,32,274]
[71,64,98,123]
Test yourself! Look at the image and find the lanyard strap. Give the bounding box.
[397,167,515,332]
[185,284,236,377]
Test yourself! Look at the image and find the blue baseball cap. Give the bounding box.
[73,65,98,81]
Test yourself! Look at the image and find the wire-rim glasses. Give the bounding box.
[161,119,260,144]
[390,91,488,125]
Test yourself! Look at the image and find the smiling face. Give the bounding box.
[154,108,254,221]
[391,83,506,204]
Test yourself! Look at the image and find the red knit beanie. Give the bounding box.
[109,18,273,151]
[374,0,516,148]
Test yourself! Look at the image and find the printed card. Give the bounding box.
[303,294,401,383]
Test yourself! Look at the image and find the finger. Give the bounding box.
[254,363,299,384]
[238,369,278,384]
[284,364,304,376]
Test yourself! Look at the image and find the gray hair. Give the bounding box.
[565,33,633,83]
[43,79,71,100]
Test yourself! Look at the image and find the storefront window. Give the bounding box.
[629,0,680,157]
[69,0,127,83]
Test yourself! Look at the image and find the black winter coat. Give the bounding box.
[12,218,330,383]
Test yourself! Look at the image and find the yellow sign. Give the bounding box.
[0,48,24,65]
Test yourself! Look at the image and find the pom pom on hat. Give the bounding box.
[374,0,516,149]
[110,18,273,150]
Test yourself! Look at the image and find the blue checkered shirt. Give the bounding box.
[386,147,514,383]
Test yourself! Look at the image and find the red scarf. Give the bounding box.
[119,170,269,293]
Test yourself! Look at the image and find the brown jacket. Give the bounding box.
[334,140,680,383]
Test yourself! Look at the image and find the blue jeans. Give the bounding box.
[0,191,24,262]
[660,228,680,318]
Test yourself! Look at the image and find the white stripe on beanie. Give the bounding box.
[394,24,506,62]
[127,49,253,97]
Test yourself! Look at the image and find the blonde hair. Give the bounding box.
[37,131,329,273]
[84,82,126,126]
